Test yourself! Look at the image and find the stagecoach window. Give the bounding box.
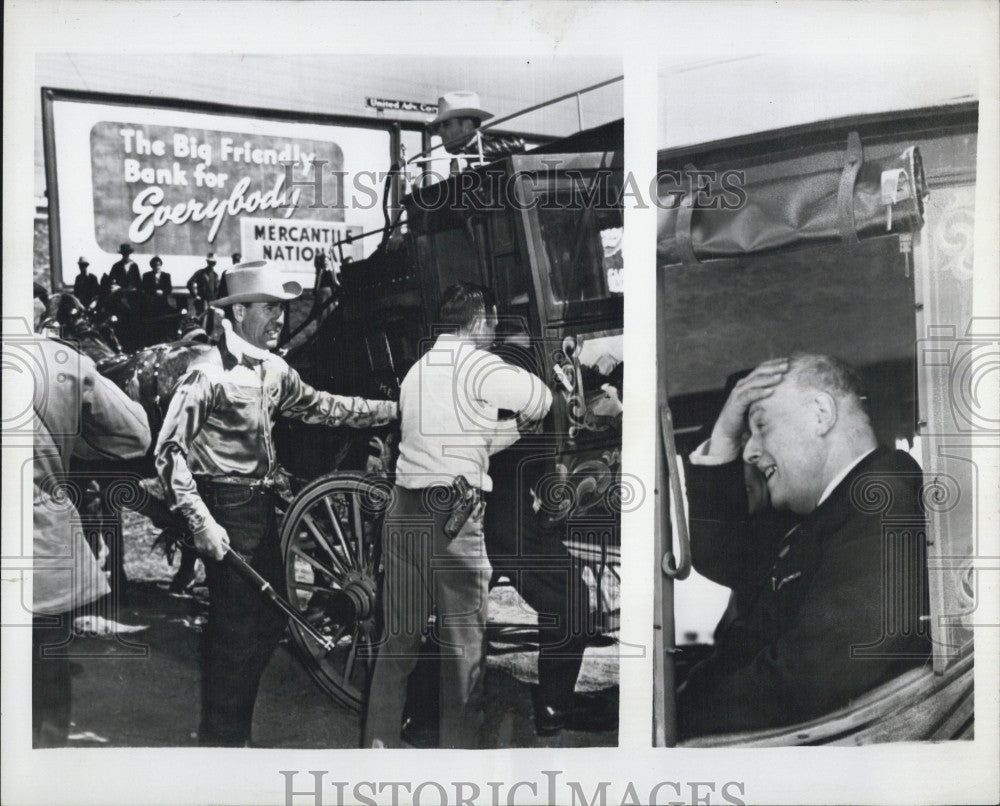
[537,202,623,304]
[664,236,920,648]
[663,236,918,456]
[418,227,484,292]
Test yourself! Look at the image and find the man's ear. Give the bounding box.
[232,303,245,324]
[813,391,837,436]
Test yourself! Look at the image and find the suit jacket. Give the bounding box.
[677,447,931,738]
[73,272,100,306]
[186,266,219,301]
[142,270,173,296]
[108,258,142,290]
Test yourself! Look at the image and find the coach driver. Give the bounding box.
[678,353,931,738]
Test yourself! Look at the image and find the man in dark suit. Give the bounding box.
[677,354,930,738]
[100,243,142,311]
[72,257,99,307]
[141,256,174,302]
[186,252,220,317]
[107,243,142,290]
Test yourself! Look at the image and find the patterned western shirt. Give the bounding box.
[155,327,397,534]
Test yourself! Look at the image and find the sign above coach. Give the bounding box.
[42,87,426,290]
[366,97,439,115]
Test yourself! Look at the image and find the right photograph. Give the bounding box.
[653,53,981,746]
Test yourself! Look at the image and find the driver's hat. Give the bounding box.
[428,91,492,130]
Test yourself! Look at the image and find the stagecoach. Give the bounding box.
[273,117,625,710]
[654,89,983,746]
[50,85,626,715]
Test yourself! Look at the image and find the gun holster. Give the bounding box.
[443,475,482,539]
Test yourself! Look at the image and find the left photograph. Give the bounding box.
[28,54,624,749]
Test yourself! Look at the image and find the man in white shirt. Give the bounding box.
[363,283,552,748]
[678,353,930,737]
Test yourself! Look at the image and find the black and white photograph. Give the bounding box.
[654,46,990,746]
[19,51,624,752]
[3,2,998,806]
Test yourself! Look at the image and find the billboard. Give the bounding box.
[43,89,424,289]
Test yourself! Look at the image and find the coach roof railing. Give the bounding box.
[405,75,624,167]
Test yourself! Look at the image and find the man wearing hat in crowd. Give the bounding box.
[100,243,141,310]
[108,243,142,289]
[186,252,221,322]
[72,257,99,308]
[155,260,398,746]
[141,256,174,304]
[231,252,242,266]
[428,91,525,174]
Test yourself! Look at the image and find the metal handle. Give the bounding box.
[658,403,692,580]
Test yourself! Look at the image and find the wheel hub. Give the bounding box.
[324,572,378,623]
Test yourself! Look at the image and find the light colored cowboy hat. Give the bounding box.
[428,91,493,129]
[213,261,302,307]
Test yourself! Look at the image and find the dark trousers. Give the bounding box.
[198,483,286,746]
[485,463,591,713]
[486,525,590,712]
[364,486,491,748]
[33,613,73,747]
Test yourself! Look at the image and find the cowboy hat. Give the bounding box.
[428,91,492,129]
[77,256,90,266]
[213,261,302,307]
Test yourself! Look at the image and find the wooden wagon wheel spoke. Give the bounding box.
[281,472,389,713]
[300,512,350,578]
[289,580,339,596]
[288,544,338,581]
[342,628,360,686]
[351,496,366,566]
[326,623,350,653]
[322,494,359,568]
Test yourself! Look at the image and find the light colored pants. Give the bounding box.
[363,485,491,749]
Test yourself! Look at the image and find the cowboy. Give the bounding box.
[141,256,174,303]
[186,252,220,318]
[428,91,525,173]
[72,257,99,308]
[155,261,398,746]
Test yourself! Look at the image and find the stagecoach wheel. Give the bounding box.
[279,471,391,712]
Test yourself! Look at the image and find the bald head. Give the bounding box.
[783,353,875,440]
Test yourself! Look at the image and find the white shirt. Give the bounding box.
[395,334,553,491]
[816,449,876,507]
